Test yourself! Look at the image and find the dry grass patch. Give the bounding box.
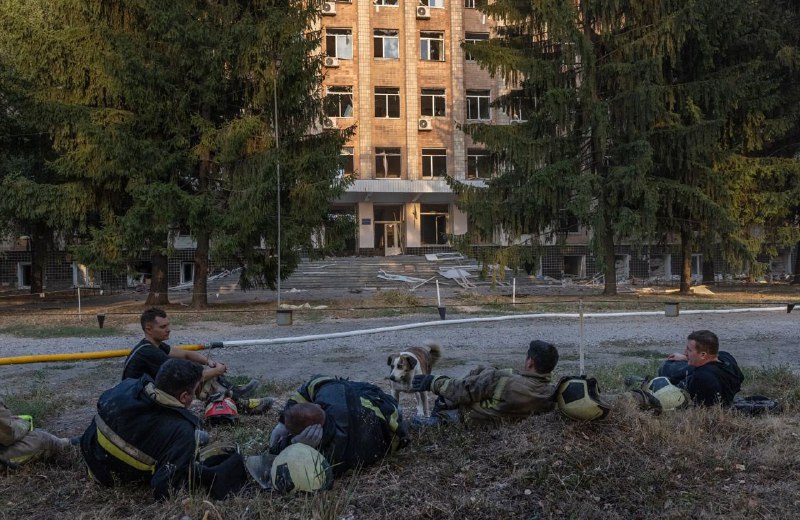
[3,365,798,519]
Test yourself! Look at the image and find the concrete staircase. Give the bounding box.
[281,255,481,291]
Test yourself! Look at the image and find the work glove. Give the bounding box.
[411,374,447,393]
[269,422,290,449]
[291,424,323,449]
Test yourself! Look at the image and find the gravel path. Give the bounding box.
[1,307,798,394]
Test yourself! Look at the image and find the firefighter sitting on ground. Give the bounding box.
[1,397,74,468]
[80,359,250,500]
[245,375,409,489]
[410,340,559,427]
[122,307,272,418]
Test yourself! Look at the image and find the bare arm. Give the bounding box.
[667,353,687,361]
[168,349,227,379]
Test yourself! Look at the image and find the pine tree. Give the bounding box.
[0,1,349,306]
[455,0,792,294]
[0,64,85,294]
[719,0,800,283]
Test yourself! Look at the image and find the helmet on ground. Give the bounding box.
[245,453,278,489]
[555,375,611,421]
[204,394,239,425]
[270,444,333,493]
[645,376,689,411]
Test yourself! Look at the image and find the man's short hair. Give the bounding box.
[527,340,559,373]
[154,359,203,398]
[284,403,325,435]
[688,330,719,356]
[141,307,167,331]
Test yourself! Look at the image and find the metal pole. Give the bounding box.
[273,63,281,309]
[579,299,585,375]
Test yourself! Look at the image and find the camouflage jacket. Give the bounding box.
[431,366,555,426]
[0,398,30,448]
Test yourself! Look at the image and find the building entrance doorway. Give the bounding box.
[374,205,404,256]
[383,223,401,256]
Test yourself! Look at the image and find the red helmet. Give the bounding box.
[204,396,239,425]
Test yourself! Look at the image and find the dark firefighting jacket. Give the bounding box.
[80,376,199,500]
[272,375,408,476]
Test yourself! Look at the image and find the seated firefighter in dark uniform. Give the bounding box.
[246,375,409,488]
[123,307,272,415]
[80,359,249,500]
[658,330,744,407]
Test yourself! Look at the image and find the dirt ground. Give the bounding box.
[1,288,799,438]
[1,288,800,520]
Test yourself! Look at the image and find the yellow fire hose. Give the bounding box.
[0,344,206,366]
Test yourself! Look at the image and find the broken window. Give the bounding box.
[421,204,449,245]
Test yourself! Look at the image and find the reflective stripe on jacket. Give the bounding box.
[282,375,408,476]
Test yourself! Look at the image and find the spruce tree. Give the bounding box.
[1,1,348,306]
[455,0,793,294]
[719,0,800,282]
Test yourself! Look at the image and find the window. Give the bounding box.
[419,0,444,7]
[17,262,32,289]
[325,86,354,118]
[325,28,353,60]
[467,148,493,179]
[464,0,476,8]
[180,262,194,285]
[374,29,399,59]
[375,148,402,178]
[464,32,489,62]
[421,148,447,178]
[375,87,400,118]
[421,204,449,245]
[374,0,399,5]
[558,210,580,233]
[420,32,445,61]
[421,88,446,117]
[339,147,354,178]
[466,89,491,120]
[506,92,527,122]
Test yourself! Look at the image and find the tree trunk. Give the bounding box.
[792,241,800,284]
[29,233,47,294]
[146,251,170,306]
[190,137,211,309]
[191,229,209,309]
[702,259,715,284]
[680,230,692,294]
[601,209,617,296]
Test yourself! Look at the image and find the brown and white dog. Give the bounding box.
[387,341,442,416]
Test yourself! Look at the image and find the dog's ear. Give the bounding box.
[387,356,394,367]
[405,355,417,370]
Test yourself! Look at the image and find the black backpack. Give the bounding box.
[732,395,782,416]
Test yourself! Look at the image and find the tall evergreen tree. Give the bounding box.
[0,1,348,307]
[454,0,789,294]
[0,72,74,293]
[718,0,800,283]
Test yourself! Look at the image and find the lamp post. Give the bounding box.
[273,58,282,312]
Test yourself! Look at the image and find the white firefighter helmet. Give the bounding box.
[555,376,611,421]
[645,376,689,411]
[270,443,333,493]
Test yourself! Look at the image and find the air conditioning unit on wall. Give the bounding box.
[416,6,431,19]
[322,1,336,15]
[324,56,339,68]
[418,117,433,131]
[323,117,337,129]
